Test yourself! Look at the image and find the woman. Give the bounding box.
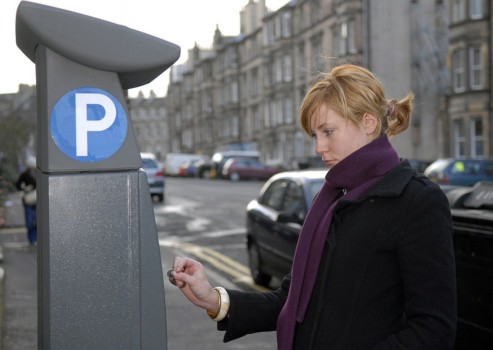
[168,64,457,349]
[16,155,37,245]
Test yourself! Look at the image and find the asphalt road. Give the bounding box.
[157,177,263,268]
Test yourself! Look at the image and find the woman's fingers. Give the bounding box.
[167,269,177,286]
[168,270,188,288]
[168,256,203,288]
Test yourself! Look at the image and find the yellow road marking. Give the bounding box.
[160,240,270,292]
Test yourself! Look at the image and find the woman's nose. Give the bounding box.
[315,139,326,155]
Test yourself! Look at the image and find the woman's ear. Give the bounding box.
[363,113,378,135]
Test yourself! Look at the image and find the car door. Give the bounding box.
[251,179,289,276]
[247,159,263,179]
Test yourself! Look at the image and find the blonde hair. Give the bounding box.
[300,64,414,137]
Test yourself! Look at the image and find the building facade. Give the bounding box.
[128,90,168,161]
[166,0,478,166]
[446,0,491,158]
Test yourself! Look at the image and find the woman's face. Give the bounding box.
[310,104,374,168]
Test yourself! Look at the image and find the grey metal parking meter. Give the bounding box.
[16,1,180,348]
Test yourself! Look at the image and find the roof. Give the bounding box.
[270,169,327,181]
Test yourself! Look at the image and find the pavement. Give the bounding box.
[0,226,36,350]
[0,192,276,350]
[0,189,37,350]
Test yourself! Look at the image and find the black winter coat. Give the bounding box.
[218,160,457,349]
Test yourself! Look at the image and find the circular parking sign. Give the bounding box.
[50,87,127,162]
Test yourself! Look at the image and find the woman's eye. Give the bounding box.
[323,129,333,136]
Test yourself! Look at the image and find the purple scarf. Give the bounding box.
[276,135,400,349]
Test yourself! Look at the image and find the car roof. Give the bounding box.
[140,152,157,160]
[269,169,327,181]
[433,157,493,162]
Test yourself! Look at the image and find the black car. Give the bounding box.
[245,170,326,286]
[194,158,212,178]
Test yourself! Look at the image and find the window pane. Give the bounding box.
[454,119,465,157]
[470,0,483,19]
[453,49,465,92]
[348,19,356,53]
[339,22,347,55]
[469,47,483,89]
[471,118,484,157]
[262,180,287,210]
[281,182,305,215]
[453,0,465,22]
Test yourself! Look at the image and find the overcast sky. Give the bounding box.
[0,0,286,97]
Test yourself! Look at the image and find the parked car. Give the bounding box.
[446,182,493,348]
[222,158,280,181]
[424,158,493,186]
[140,152,165,202]
[245,170,326,286]
[194,158,212,178]
[164,153,205,176]
[210,150,260,179]
[177,158,207,177]
[177,160,191,177]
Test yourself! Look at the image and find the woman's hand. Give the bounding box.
[168,256,220,314]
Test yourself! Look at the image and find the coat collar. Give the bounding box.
[353,159,416,200]
[333,159,417,211]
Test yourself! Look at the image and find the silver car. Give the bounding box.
[140,152,165,202]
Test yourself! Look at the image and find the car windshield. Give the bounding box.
[142,158,158,169]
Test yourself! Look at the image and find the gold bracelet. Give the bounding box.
[206,288,221,319]
[206,287,230,322]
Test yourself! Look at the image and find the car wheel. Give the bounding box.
[202,170,211,179]
[230,172,240,182]
[247,240,271,287]
[157,194,164,202]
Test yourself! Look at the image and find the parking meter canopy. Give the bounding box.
[16,1,180,89]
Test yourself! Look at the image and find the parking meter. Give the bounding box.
[16,1,180,349]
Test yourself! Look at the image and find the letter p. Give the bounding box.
[75,93,117,156]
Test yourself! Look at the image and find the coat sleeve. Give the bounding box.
[374,184,457,349]
[217,273,290,342]
[15,172,26,191]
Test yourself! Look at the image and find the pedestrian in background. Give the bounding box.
[168,64,457,349]
[16,155,37,245]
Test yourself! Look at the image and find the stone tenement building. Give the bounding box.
[128,90,168,162]
[446,0,491,158]
[165,0,492,166]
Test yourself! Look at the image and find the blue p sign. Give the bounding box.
[50,87,127,162]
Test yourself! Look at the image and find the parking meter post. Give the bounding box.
[16,1,180,349]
